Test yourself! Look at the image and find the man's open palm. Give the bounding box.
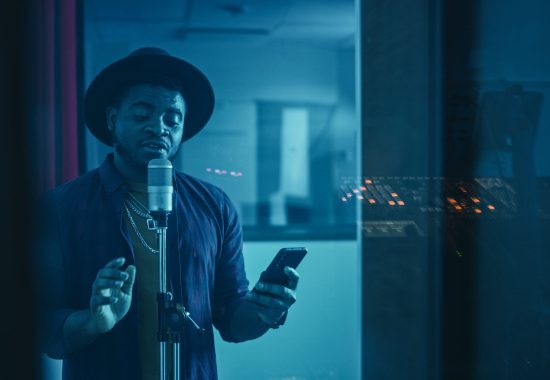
[89,257,136,333]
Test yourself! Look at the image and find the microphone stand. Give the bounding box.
[153,210,205,380]
[149,158,204,379]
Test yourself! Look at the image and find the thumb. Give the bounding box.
[121,265,136,295]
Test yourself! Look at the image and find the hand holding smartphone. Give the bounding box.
[251,247,307,328]
[257,247,307,288]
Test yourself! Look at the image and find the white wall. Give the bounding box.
[216,240,361,380]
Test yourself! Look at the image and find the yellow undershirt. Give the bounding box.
[124,182,173,379]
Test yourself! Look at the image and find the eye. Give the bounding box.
[132,113,149,121]
[129,104,152,121]
[163,112,183,127]
[131,109,151,121]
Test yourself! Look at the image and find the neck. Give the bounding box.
[113,153,147,184]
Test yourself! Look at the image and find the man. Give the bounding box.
[37,47,300,379]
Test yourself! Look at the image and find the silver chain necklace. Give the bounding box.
[124,194,159,254]
[126,193,157,230]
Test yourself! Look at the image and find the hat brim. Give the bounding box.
[84,52,214,146]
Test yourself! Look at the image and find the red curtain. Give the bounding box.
[0,0,81,375]
[33,0,81,195]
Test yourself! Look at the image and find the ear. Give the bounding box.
[106,106,117,132]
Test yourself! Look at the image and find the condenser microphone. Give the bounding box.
[148,158,173,215]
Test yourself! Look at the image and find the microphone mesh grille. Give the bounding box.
[147,159,173,186]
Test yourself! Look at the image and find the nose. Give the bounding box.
[146,117,169,137]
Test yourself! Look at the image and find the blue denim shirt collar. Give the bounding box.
[98,153,127,195]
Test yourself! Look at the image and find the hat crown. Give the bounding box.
[85,46,215,146]
[128,47,170,58]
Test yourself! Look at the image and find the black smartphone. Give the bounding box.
[257,247,307,287]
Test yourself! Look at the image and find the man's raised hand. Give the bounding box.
[89,257,136,334]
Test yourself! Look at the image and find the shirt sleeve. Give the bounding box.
[211,192,250,341]
[35,192,77,359]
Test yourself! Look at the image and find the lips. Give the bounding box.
[142,140,169,151]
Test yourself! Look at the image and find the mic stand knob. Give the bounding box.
[176,304,206,335]
[158,292,206,343]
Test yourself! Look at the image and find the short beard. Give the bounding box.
[112,131,147,173]
[112,130,181,166]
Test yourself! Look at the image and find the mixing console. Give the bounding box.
[339,176,550,237]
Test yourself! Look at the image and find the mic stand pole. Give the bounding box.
[155,211,171,380]
[155,211,204,380]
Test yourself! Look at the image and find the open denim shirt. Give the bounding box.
[37,154,249,379]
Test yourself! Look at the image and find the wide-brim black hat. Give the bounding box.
[84,47,215,146]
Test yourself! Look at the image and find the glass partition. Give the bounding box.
[360,0,550,378]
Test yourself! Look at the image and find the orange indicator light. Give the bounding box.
[368,199,376,204]
[360,186,367,191]
[448,198,457,204]
[365,179,373,184]
[397,200,405,206]
[487,205,495,210]
[388,201,396,206]
[474,208,482,214]
[472,198,480,203]
[391,192,398,197]
[454,205,463,211]
[353,189,359,194]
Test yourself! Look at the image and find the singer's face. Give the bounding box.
[106,84,186,169]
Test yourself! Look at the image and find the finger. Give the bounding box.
[93,279,124,295]
[90,294,118,309]
[103,257,126,269]
[121,265,136,295]
[254,282,296,304]
[248,291,290,310]
[257,311,285,326]
[95,279,124,288]
[284,266,300,290]
[96,268,129,281]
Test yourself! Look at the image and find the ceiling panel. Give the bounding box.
[86,0,355,47]
[87,0,189,20]
[188,0,293,30]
